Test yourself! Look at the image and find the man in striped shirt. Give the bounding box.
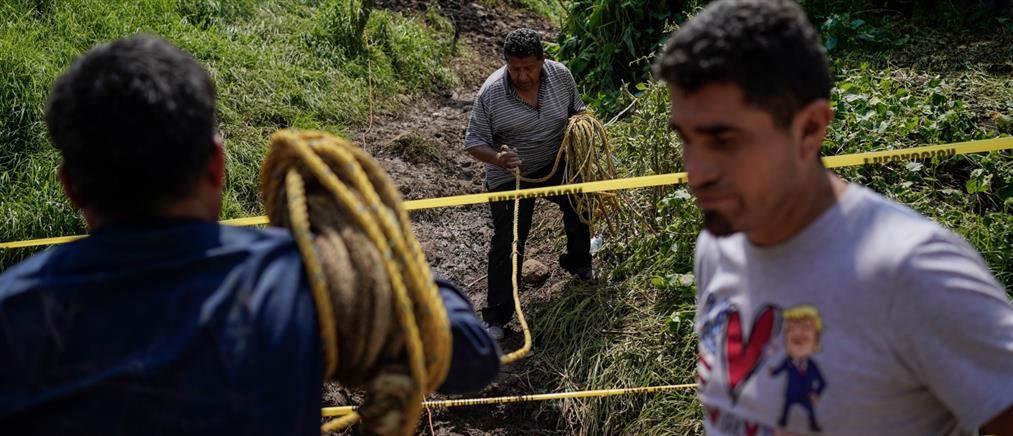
[464,28,592,340]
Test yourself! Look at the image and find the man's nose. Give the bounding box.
[684,149,720,190]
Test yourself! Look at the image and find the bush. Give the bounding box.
[553,0,695,112]
[827,62,987,154]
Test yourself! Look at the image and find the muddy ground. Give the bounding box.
[326,2,588,435]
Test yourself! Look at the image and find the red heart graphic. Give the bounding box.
[744,421,759,436]
[706,406,721,424]
[724,306,777,400]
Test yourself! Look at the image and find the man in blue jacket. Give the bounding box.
[0,34,500,435]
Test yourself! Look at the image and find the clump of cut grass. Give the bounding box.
[176,0,258,29]
[473,0,566,24]
[387,130,441,163]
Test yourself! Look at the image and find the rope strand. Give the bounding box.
[508,113,625,235]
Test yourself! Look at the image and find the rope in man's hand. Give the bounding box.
[506,113,624,234]
[495,113,621,364]
[499,149,533,365]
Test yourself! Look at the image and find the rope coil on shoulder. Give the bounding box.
[261,129,451,435]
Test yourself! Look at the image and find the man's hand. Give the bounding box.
[985,404,1013,436]
[495,148,521,171]
[465,144,522,171]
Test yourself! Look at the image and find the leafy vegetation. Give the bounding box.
[552,0,694,112]
[0,0,458,268]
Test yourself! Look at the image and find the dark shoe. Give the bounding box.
[559,253,594,281]
[568,264,594,281]
[483,322,505,341]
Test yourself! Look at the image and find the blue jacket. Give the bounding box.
[0,219,499,435]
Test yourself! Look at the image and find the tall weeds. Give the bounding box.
[0,0,459,269]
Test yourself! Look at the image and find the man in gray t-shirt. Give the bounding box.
[653,0,1013,434]
[463,28,591,338]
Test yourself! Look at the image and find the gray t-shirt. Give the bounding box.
[463,59,586,190]
[694,184,1013,436]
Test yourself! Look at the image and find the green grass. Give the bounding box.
[517,3,1013,435]
[0,0,459,269]
[479,0,568,24]
[526,275,702,435]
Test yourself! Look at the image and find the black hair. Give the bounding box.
[503,28,544,59]
[45,34,217,214]
[654,0,831,129]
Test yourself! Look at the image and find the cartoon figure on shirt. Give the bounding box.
[769,305,825,433]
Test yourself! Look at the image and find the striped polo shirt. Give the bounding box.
[464,59,586,189]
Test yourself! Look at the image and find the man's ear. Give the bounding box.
[207,134,226,190]
[793,99,833,163]
[58,165,85,210]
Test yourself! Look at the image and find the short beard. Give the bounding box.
[702,210,735,237]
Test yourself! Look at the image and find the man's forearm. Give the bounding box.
[466,145,500,166]
[435,279,501,394]
[467,145,521,171]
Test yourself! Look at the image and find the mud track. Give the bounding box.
[325,2,591,435]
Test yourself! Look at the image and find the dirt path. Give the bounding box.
[325,2,582,434]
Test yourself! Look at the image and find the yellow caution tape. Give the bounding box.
[822,137,1012,168]
[321,383,698,417]
[220,216,271,227]
[2,136,1011,250]
[0,234,87,250]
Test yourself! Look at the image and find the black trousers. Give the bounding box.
[482,162,591,325]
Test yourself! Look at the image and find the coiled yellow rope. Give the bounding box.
[509,113,623,234]
[261,129,451,435]
[559,113,623,234]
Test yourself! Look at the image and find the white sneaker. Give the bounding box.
[484,323,504,341]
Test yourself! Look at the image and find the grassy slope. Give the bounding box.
[0,0,457,268]
[525,5,1013,436]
